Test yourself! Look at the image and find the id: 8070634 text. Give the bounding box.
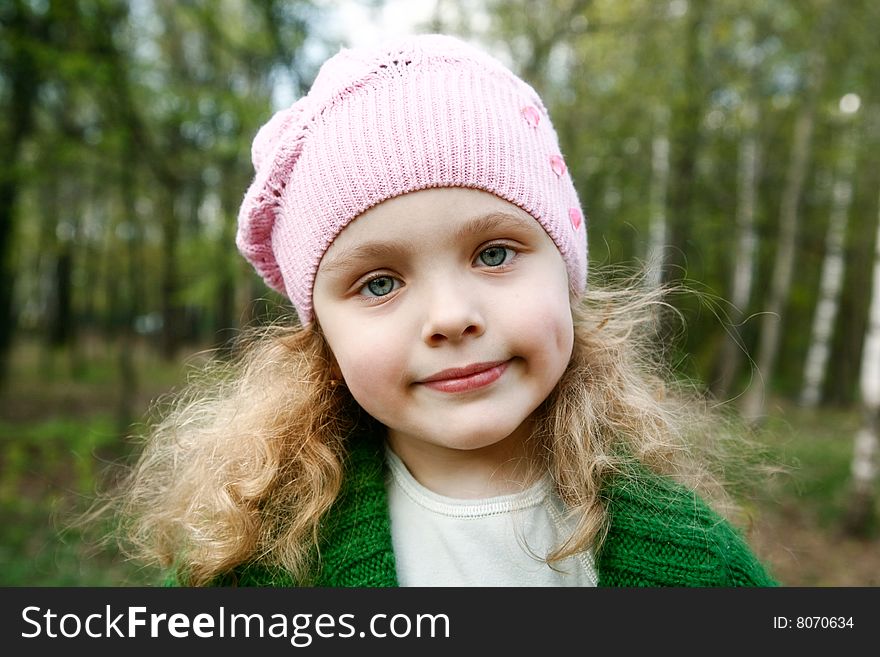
[772,616,854,629]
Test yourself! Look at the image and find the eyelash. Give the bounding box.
[355,243,519,301]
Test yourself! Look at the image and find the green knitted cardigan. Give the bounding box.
[185,435,776,588]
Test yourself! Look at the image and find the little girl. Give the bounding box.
[114,34,776,587]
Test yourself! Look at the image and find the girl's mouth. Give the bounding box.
[418,360,509,393]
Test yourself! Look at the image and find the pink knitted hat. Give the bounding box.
[237,33,587,323]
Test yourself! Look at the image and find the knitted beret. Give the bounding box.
[236,33,587,323]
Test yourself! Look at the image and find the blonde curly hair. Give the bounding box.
[101,278,756,586]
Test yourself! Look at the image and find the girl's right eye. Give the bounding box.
[359,275,401,298]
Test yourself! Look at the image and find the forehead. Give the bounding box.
[322,188,541,256]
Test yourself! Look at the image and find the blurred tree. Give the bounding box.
[741,45,826,424]
[846,184,880,534]
[800,125,856,407]
[4,0,323,366]
[712,99,759,400]
[0,0,53,386]
[662,0,708,292]
[709,6,769,401]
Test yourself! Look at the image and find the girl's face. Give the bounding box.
[313,188,574,486]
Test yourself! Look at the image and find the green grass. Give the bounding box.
[0,410,166,586]
[0,497,160,586]
[1,339,179,586]
[756,402,868,529]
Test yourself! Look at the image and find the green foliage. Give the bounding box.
[4,0,327,360]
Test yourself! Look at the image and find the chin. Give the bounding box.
[432,419,529,452]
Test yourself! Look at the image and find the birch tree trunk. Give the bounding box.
[800,131,856,406]
[646,116,670,291]
[713,102,760,400]
[844,187,880,534]
[741,105,816,422]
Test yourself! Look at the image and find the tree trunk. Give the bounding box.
[36,174,60,379]
[800,131,856,406]
[0,2,44,387]
[47,179,79,355]
[713,102,760,400]
[844,187,880,535]
[116,155,141,433]
[160,184,182,360]
[661,0,707,289]
[740,56,823,423]
[645,113,670,291]
[215,162,242,354]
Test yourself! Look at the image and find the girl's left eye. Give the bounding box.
[477,246,514,267]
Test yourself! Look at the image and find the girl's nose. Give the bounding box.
[420,278,486,346]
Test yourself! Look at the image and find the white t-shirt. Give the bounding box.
[385,447,598,587]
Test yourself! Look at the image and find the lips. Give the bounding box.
[418,360,510,393]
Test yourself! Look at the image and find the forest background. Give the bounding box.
[1,0,878,586]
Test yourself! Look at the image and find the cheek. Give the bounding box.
[329,328,407,406]
[505,278,574,372]
[522,306,573,366]
[498,302,574,395]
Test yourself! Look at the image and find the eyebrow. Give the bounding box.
[452,211,537,242]
[319,210,537,276]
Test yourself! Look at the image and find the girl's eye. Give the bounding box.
[478,246,513,267]
[361,275,400,297]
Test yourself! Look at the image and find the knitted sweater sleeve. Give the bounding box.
[595,473,778,587]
